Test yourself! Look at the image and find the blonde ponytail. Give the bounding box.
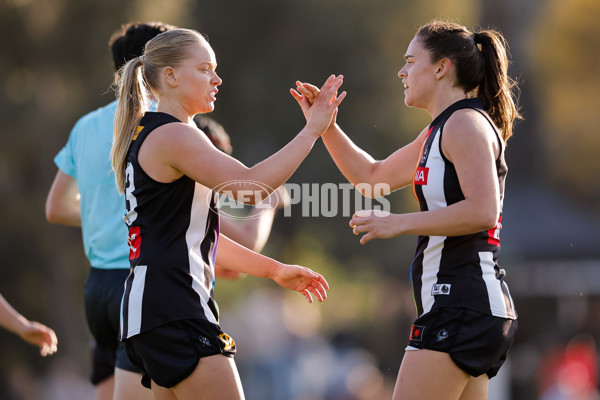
[111,56,150,194]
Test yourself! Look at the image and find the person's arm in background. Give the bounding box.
[45,170,81,227]
[215,186,290,280]
[0,294,58,356]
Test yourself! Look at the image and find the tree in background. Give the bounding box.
[529,0,600,208]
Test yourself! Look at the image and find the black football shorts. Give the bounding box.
[406,307,517,378]
[124,318,237,388]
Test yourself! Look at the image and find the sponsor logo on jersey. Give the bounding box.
[414,167,429,185]
[128,226,141,260]
[431,283,451,296]
[410,324,424,341]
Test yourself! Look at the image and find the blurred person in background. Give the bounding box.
[45,21,173,400]
[0,293,57,357]
[110,28,339,399]
[292,19,521,400]
[45,21,289,400]
[538,334,600,400]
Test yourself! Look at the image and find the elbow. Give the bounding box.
[235,188,273,206]
[45,207,62,224]
[354,181,390,199]
[45,201,58,223]
[476,209,500,231]
[45,201,72,225]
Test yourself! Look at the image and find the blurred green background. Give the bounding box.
[1,0,599,399]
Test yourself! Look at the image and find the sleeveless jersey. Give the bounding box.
[411,98,517,320]
[119,112,220,340]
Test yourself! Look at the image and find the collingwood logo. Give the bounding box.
[431,283,451,296]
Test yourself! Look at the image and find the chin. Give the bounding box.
[199,104,215,114]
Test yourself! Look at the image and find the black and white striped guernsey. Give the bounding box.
[119,112,220,340]
[411,98,517,320]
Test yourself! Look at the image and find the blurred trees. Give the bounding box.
[0,0,595,398]
[528,0,600,208]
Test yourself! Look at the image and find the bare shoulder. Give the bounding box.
[143,122,214,157]
[442,108,499,161]
[151,121,208,145]
[445,109,495,141]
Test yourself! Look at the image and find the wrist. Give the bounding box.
[300,124,323,141]
[15,316,31,337]
[322,123,339,140]
[266,260,282,281]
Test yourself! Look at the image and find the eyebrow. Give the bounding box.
[199,62,217,68]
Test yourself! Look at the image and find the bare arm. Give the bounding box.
[350,110,502,244]
[215,208,276,280]
[139,76,346,204]
[45,170,81,227]
[0,294,58,356]
[291,82,426,195]
[321,124,428,194]
[215,235,329,303]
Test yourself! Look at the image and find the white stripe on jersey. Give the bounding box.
[421,235,447,314]
[420,128,447,211]
[503,281,517,319]
[126,265,147,337]
[186,183,218,325]
[479,251,511,318]
[420,129,449,315]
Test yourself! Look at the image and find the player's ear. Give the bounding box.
[435,58,451,80]
[163,66,178,87]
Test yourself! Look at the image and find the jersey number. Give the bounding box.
[124,162,138,225]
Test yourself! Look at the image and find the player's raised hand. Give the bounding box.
[294,75,345,138]
[290,81,320,115]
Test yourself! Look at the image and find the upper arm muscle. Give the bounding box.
[441,110,500,215]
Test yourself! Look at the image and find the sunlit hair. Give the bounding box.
[110,28,208,193]
[416,20,522,142]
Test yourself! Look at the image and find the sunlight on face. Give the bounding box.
[175,39,222,115]
[398,37,437,109]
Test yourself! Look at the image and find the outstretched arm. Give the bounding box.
[291,82,426,195]
[45,170,81,227]
[215,235,329,303]
[143,76,346,204]
[0,294,58,356]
